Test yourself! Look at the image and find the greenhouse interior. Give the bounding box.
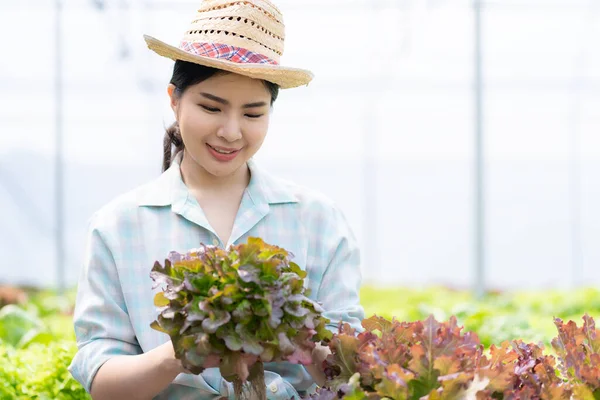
[1,0,600,398]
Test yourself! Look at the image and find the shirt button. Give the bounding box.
[269,383,278,393]
[212,238,219,246]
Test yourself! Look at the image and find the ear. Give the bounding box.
[167,84,179,117]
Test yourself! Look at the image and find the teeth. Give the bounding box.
[210,145,235,154]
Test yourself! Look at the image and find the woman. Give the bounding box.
[68,1,364,399]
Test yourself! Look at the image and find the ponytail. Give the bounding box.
[162,121,184,172]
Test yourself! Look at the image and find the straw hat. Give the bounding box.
[143,0,313,89]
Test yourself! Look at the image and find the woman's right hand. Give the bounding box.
[89,340,193,400]
[158,340,192,375]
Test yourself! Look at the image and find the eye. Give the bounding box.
[245,113,264,119]
[200,105,220,113]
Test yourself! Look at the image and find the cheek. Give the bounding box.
[244,120,269,147]
[179,107,215,140]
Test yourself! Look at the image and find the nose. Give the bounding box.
[216,116,242,143]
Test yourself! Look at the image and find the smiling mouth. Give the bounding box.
[207,144,240,154]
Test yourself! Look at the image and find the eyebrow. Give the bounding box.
[200,92,268,108]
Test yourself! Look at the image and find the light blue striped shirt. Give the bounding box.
[68,156,364,399]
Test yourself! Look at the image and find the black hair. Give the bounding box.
[162,60,280,172]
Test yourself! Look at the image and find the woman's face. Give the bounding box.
[168,72,272,179]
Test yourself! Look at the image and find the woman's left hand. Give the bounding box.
[304,342,332,387]
[312,342,331,366]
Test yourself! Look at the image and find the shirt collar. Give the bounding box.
[137,153,298,207]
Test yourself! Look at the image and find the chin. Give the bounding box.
[203,162,244,177]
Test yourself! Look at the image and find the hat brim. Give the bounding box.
[143,35,313,89]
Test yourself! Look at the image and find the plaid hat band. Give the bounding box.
[180,41,279,66]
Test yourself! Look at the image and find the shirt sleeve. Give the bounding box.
[317,205,365,333]
[68,213,144,393]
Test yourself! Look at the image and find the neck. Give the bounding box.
[179,151,250,194]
